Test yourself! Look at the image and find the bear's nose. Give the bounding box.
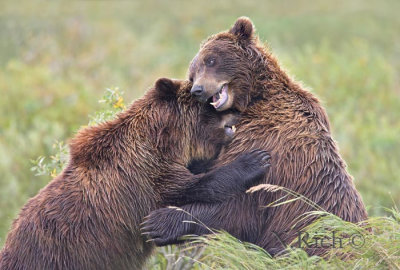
[190,85,204,97]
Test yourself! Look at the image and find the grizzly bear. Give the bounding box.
[142,18,368,255]
[0,78,270,270]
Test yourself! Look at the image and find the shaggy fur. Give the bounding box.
[0,78,270,270]
[142,18,368,255]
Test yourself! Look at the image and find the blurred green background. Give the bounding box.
[1,0,399,248]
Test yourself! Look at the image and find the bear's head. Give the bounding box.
[69,78,237,169]
[188,17,270,112]
[152,78,238,165]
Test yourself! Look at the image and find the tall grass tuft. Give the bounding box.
[164,184,400,269]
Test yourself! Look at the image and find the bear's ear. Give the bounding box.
[155,78,180,97]
[229,17,254,41]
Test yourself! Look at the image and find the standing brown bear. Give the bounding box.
[0,78,270,270]
[142,18,368,255]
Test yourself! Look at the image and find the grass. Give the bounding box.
[148,185,400,269]
[186,207,400,269]
[1,0,400,268]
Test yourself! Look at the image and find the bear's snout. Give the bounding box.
[190,84,205,97]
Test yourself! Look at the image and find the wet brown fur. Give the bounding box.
[0,79,242,270]
[144,17,368,256]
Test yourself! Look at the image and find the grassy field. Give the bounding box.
[1,0,399,268]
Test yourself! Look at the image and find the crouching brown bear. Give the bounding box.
[142,18,368,255]
[0,78,270,270]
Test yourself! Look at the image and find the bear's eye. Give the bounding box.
[205,57,216,67]
[189,76,194,83]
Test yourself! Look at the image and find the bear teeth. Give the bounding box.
[210,84,228,109]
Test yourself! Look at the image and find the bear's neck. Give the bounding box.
[247,46,307,107]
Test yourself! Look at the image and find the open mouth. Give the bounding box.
[210,84,229,110]
[224,124,236,137]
